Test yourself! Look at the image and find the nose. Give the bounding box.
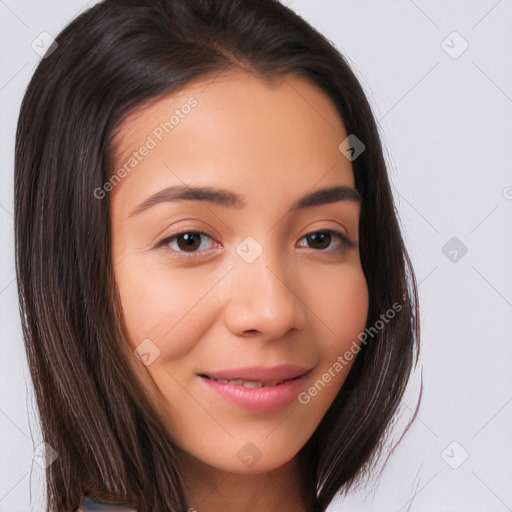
[223,241,307,339]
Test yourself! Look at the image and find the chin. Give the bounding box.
[185,438,303,475]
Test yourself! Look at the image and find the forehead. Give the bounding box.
[110,71,354,209]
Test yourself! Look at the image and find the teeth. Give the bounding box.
[210,377,288,388]
[240,380,264,388]
[230,379,264,388]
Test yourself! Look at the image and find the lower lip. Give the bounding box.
[199,373,310,412]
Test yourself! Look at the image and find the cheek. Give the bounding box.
[330,269,368,345]
[113,255,228,360]
[310,265,369,389]
[312,263,369,348]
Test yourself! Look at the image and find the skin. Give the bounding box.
[110,71,369,512]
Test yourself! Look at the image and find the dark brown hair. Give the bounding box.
[14,1,420,511]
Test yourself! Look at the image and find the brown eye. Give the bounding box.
[176,232,202,252]
[297,230,356,252]
[157,231,217,256]
[306,231,331,250]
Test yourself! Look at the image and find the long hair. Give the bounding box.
[14,1,420,510]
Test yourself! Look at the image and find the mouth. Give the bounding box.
[196,364,313,412]
[198,373,304,389]
[197,363,312,388]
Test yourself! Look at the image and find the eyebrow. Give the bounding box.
[128,184,361,219]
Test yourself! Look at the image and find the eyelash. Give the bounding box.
[154,229,357,259]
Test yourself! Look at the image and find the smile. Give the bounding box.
[197,364,313,412]
[201,374,300,388]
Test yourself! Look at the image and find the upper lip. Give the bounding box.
[199,364,312,385]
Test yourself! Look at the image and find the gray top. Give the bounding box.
[76,495,139,511]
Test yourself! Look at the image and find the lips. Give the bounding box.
[198,363,312,388]
[198,364,313,412]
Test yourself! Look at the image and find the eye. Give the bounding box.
[297,230,356,251]
[155,230,219,257]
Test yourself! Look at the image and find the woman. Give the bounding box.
[14,1,420,511]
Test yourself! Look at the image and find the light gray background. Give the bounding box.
[1,1,511,510]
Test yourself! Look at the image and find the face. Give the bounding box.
[110,71,368,474]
